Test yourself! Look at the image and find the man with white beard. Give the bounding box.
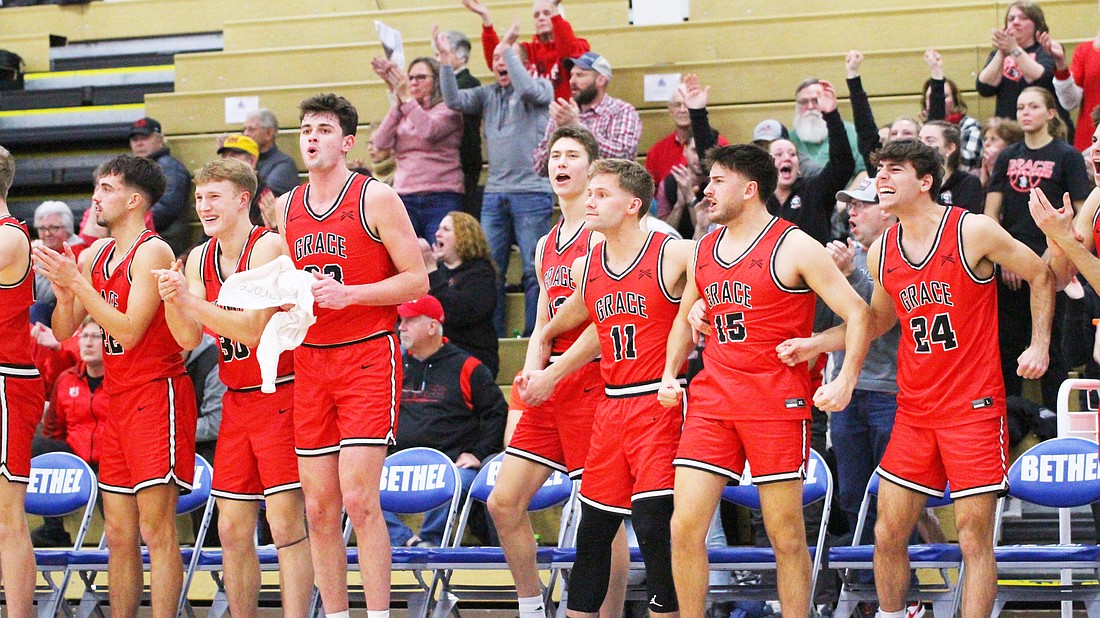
[790,77,866,181]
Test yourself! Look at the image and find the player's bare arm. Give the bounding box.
[968,208,1053,379]
[39,238,172,350]
[657,247,699,408]
[781,230,872,412]
[521,235,552,374]
[660,239,694,300]
[154,247,205,350]
[540,254,592,353]
[156,236,282,350]
[319,180,428,309]
[1046,186,1099,289]
[520,324,600,407]
[0,224,29,284]
[39,238,103,337]
[777,237,897,366]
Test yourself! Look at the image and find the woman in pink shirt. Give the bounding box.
[372,56,465,240]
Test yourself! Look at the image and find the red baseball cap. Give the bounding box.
[397,295,445,323]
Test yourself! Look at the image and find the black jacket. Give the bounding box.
[398,343,507,461]
[429,258,499,377]
[938,171,984,215]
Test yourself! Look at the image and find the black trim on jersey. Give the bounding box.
[957,212,995,284]
[876,228,890,287]
[656,235,682,302]
[1093,199,1100,233]
[283,186,299,228]
[299,329,394,349]
[0,364,40,378]
[198,240,213,285]
[303,173,357,221]
[604,376,686,398]
[123,230,158,284]
[552,220,585,255]
[94,241,115,282]
[896,207,950,270]
[212,226,264,284]
[769,227,812,294]
[0,219,31,289]
[579,243,597,304]
[712,218,777,269]
[602,231,655,281]
[358,175,385,242]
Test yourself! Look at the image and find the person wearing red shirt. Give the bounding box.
[646,87,728,192]
[463,0,588,101]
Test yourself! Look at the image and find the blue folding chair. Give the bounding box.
[192,501,286,618]
[992,437,1100,618]
[428,452,576,618]
[829,473,961,618]
[341,448,461,618]
[24,452,98,618]
[67,454,214,618]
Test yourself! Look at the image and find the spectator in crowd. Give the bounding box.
[986,86,1091,409]
[977,1,1073,142]
[217,134,277,229]
[426,211,500,378]
[654,137,704,240]
[31,200,85,325]
[372,55,465,241]
[389,295,507,547]
[436,30,553,337]
[790,77,867,181]
[532,52,642,174]
[1046,27,1100,151]
[920,120,985,213]
[646,86,727,192]
[438,29,485,217]
[751,119,789,150]
[128,117,192,255]
[30,316,108,547]
[365,140,396,186]
[242,109,299,197]
[781,178,901,571]
[923,49,982,172]
[767,80,856,244]
[980,117,1025,189]
[845,51,885,177]
[184,332,225,545]
[888,117,921,141]
[463,0,589,102]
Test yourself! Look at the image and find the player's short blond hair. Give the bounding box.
[194,158,257,199]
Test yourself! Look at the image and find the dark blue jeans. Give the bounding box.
[480,192,553,336]
[830,389,897,540]
[401,191,463,242]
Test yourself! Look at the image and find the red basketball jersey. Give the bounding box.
[89,231,186,396]
[284,173,399,346]
[200,226,294,390]
[690,219,817,420]
[582,232,681,390]
[543,221,594,356]
[0,215,35,366]
[879,207,1005,427]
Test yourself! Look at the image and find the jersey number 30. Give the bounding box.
[910,313,958,353]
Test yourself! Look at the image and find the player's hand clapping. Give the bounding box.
[152,259,193,306]
[32,243,81,290]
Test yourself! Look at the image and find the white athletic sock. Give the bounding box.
[877,610,905,618]
[325,612,350,618]
[367,611,390,618]
[518,595,546,618]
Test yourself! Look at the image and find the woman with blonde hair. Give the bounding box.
[427,211,499,377]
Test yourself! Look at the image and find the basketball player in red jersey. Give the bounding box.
[152,158,313,618]
[35,154,198,618]
[540,158,692,618]
[783,139,1053,618]
[492,126,627,618]
[273,93,427,618]
[0,147,46,617]
[656,145,871,618]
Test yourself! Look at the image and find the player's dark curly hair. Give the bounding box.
[99,154,167,208]
[703,144,778,200]
[871,139,944,196]
[299,93,359,137]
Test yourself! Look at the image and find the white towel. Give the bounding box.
[217,255,317,393]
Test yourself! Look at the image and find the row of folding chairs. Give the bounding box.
[20,451,213,618]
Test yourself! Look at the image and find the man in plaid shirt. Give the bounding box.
[533,52,641,174]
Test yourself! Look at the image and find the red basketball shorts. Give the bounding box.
[0,367,45,483]
[675,414,810,484]
[212,383,300,500]
[878,415,1008,499]
[579,387,683,514]
[506,361,601,478]
[292,333,400,456]
[98,375,197,494]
